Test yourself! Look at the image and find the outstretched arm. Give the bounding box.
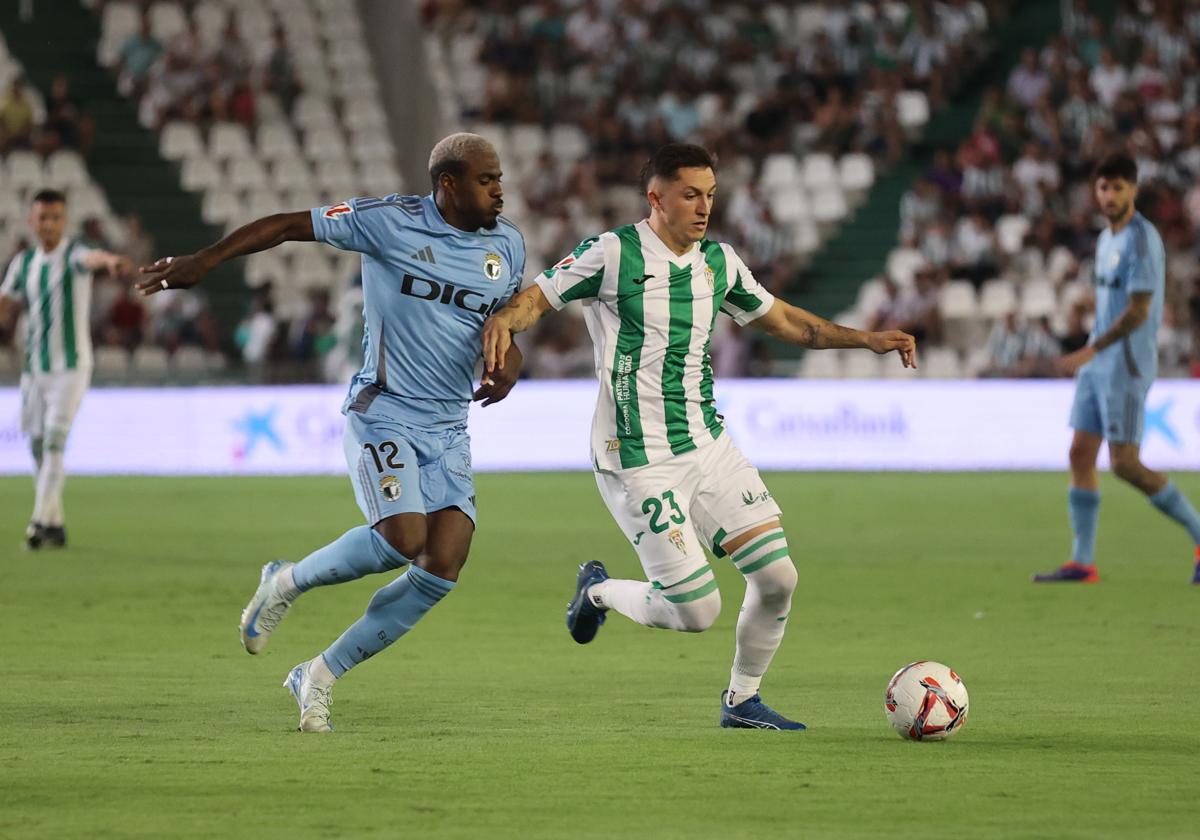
[81,249,133,277]
[1058,291,1150,375]
[480,285,554,373]
[135,211,315,296]
[750,299,918,368]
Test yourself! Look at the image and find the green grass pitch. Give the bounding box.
[2,472,1198,839]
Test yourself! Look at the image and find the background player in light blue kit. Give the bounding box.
[136,133,525,730]
[1035,153,1200,585]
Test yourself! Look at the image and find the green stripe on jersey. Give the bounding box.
[725,269,763,313]
[612,225,648,469]
[559,266,604,304]
[37,262,52,373]
[17,251,34,373]
[663,261,696,455]
[61,252,77,370]
[700,242,728,438]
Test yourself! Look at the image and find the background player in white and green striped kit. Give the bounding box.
[482,145,916,730]
[0,190,128,549]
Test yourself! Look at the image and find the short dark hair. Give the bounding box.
[31,189,67,205]
[639,144,716,191]
[1093,152,1137,184]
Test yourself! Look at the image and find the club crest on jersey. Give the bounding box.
[483,252,503,281]
[324,202,353,219]
[667,528,687,554]
[1109,250,1120,269]
[704,264,715,291]
[379,475,402,501]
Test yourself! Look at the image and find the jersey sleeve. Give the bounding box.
[1125,224,1160,294]
[535,235,606,310]
[0,253,22,300]
[720,248,776,325]
[504,231,526,303]
[310,197,389,257]
[67,242,97,273]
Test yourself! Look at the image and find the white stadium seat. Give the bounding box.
[801,153,838,191]
[149,1,188,41]
[5,150,44,190]
[1020,280,1058,319]
[257,123,300,160]
[181,155,221,192]
[273,158,314,191]
[132,345,170,376]
[799,350,841,379]
[208,123,252,162]
[171,345,207,375]
[770,190,810,223]
[839,153,875,194]
[94,346,129,377]
[996,214,1031,256]
[201,187,239,225]
[160,121,204,162]
[841,351,884,379]
[229,157,269,191]
[46,149,90,188]
[896,90,930,131]
[811,186,848,225]
[922,347,964,379]
[979,278,1018,319]
[759,153,800,192]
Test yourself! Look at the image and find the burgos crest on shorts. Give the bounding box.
[483,252,503,281]
[380,475,402,501]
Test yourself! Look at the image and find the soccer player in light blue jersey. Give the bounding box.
[1035,153,1200,584]
[137,133,526,729]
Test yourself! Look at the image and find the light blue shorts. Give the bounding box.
[343,407,476,526]
[1069,370,1150,445]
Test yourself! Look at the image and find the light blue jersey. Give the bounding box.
[310,193,525,428]
[1070,211,1165,444]
[1088,211,1164,383]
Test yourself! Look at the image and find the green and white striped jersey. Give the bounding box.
[536,219,775,471]
[0,240,97,373]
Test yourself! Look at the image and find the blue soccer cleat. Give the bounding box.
[720,691,807,731]
[284,660,334,733]
[566,560,609,644]
[1032,561,1099,583]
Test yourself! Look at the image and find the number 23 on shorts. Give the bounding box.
[642,490,686,534]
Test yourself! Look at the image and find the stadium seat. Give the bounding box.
[160,121,204,162]
[799,350,841,379]
[979,279,1018,319]
[896,90,930,131]
[5,150,43,191]
[995,214,1031,256]
[856,278,888,313]
[770,189,810,223]
[343,99,387,130]
[257,123,300,161]
[293,94,337,130]
[841,351,884,379]
[549,124,589,163]
[171,345,207,377]
[245,251,285,288]
[181,155,221,192]
[229,157,269,191]
[304,127,349,162]
[510,125,546,159]
[208,123,253,162]
[149,1,188,41]
[201,188,239,225]
[811,187,848,225]
[922,347,964,379]
[801,153,838,191]
[99,1,139,67]
[46,150,90,189]
[131,345,170,377]
[886,247,925,288]
[69,184,111,219]
[963,347,992,378]
[1020,280,1058,319]
[791,219,820,257]
[839,153,875,195]
[939,281,984,350]
[94,346,129,378]
[273,158,314,191]
[759,153,800,193]
[193,0,228,45]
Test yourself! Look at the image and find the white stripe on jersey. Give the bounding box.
[1,240,96,373]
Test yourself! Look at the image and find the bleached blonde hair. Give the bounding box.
[428,133,497,188]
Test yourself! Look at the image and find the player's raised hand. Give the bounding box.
[136,253,213,296]
[480,314,512,374]
[866,330,918,368]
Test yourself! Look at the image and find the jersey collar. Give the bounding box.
[36,238,68,259]
[637,218,699,262]
[422,193,498,238]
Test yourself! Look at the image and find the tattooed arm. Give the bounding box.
[750,299,918,368]
[481,285,554,373]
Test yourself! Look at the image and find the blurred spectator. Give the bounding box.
[289,288,337,367]
[951,212,999,286]
[979,312,1027,377]
[1008,48,1050,108]
[104,284,147,351]
[120,214,155,270]
[262,26,302,113]
[1089,48,1128,108]
[39,75,94,156]
[116,11,163,97]
[80,217,114,251]
[0,77,35,152]
[236,290,279,368]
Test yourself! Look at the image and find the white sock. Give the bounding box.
[309,655,337,685]
[590,569,721,633]
[726,531,797,700]
[32,450,66,527]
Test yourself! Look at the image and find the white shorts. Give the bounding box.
[595,431,783,588]
[21,369,91,447]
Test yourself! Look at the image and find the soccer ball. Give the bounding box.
[884,660,969,741]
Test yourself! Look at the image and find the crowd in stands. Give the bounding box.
[0,75,94,158]
[424,0,1008,376]
[883,0,1200,378]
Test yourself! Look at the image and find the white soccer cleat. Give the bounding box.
[239,560,296,654]
[283,660,334,733]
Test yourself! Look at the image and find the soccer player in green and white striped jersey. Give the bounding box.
[0,189,129,549]
[482,144,916,730]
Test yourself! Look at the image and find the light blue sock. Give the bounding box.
[1149,481,1200,545]
[291,526,410,592]
[1068,487,1101,566]
[321,566,455,677]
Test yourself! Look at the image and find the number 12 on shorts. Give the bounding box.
[642,490,685,534]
